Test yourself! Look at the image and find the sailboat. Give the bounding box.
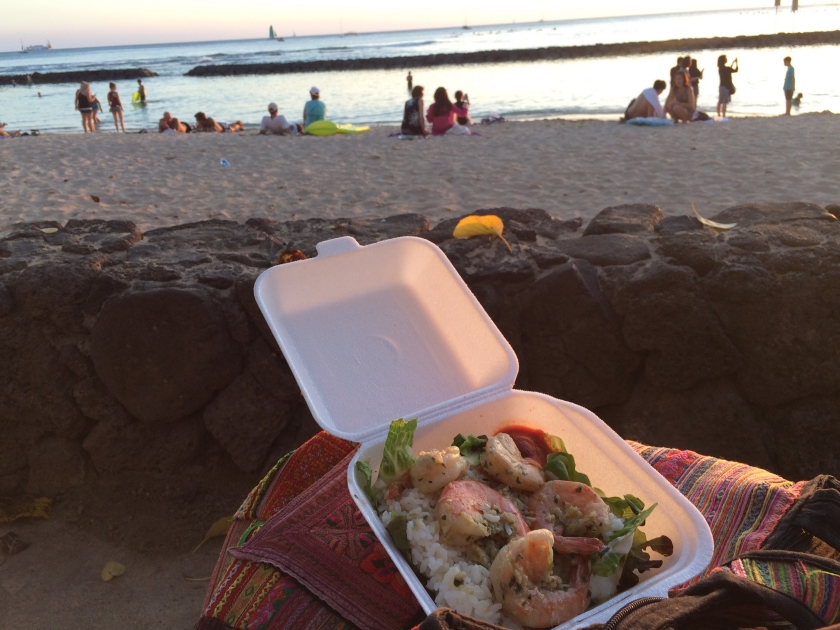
[269,25,284,42]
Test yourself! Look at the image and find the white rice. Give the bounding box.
[380,488,504,624]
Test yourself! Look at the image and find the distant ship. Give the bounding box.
[20,40,52,53]
[269,26,284,42]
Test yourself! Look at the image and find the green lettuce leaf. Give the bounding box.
[544,451,591,486]
[591,504,658,577]
[386,514,410,554]
[602,494,646,518]
[452,434,487,465]
[378,418,417,486]
[356,461,375,502]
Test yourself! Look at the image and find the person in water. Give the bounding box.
[426,87,468,135]
[260,102,298,135]
[107,83,125,133]
[407,72,413,91]
[137,79,146,103]
[717,54,738,117]
[91,94,104,124]
[665,71,696,122]
[623,80,667,121]
[303,86,326,128]
[193,112,243,132]
[783,56,795,116]
[74,81,96,133]
[792,92,803,108]
[159,111,189,133]
[454,91,472,125]
[401,85,428,136]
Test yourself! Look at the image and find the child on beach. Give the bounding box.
[108,83,125,133]
[454,90,472,125]
[92,95,104,124]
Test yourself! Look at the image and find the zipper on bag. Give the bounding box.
[602,597,665,630]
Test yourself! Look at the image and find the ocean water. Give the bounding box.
[2,5,840,133]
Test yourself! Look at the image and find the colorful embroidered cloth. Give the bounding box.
[230,448,421,630]
[197,433,807,630]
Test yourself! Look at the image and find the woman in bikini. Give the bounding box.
[75,82,96,133]
[107,83,125,133]
[664,71,696,123]
[194,112,244,132]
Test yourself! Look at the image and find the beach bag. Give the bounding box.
[729,83,736,96]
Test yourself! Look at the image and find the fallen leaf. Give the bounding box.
[37,227,59,234]
[192,516,233,554]
[0,497,53,524]
[692,201,737,230]
[183,575,211,582]
[453,215,512,252]
[277,250,306,265]
[90,195,100,203]
[101,561,125,582]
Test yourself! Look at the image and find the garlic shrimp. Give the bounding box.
[480,432,546,492]
[528,480,613,554]
[435,480,529,546]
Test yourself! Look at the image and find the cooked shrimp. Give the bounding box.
[409,446,469,494]
[436,480,529,546]
[479,433,545,492]
[528,480,612,554]
[489,529,591,628]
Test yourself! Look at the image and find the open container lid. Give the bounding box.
[254,236,519,442]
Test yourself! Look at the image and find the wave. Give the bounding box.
[317,46,351,51]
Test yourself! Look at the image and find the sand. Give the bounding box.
[2,113,839,630]
[2,114,840,235]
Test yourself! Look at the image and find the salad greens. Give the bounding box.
[451,433,487,466]
[544,451,592,487]
[356,418,417,506]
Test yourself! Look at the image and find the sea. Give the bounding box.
[2,4,840,133]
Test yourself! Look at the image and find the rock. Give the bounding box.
[600,379,773,471]
[0,437,27,476]
[766,396,840,480]
[519,260,640,408]
[556,233,651,267]
[654,215,704,234]
[583,204,664,236]
[0,283,14,316]
[246,338,302,402]
[826,204,840,220]
[711,201,837,228]
[26,436,86,495]
[90,288,242,423]
[73,377,133,426]
[204,371,296,472]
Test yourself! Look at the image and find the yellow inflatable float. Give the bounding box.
[304,120,369,136]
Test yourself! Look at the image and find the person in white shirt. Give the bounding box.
[259,102,298,135]
[623,80,667,121]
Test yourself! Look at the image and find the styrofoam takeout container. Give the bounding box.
[254,235,713,629]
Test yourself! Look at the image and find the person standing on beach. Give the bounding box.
[689,59,703,97]
[74,81,96,133]
[407,72,413,91]
[137,79,146,103]
[303,86,326,128]
[670,57,685,86]
[783,56,795,115]
[107,83,125,132]
[717,54,738,117]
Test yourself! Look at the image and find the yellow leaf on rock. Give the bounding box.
[0,497,53,524]
[692,201,737,230]
[101,561,125,581]
[453,215,512,252]
[37,227,59,234]
[192,516,233,554]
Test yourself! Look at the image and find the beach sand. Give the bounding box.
[2,114,839,235]
[2,114,840,630]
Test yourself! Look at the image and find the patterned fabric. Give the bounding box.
[231,449,421,630]
[198,432,358,630]
[630,442,807,588]
[719,556,840,625]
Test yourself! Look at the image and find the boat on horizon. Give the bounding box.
[20,40,52,53]
[269,25,284,42]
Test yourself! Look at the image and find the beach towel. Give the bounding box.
[626,117,675,126]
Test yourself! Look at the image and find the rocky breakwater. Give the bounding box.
[1,201,839,497]
[0,68,158,87]
[185,31,840,77]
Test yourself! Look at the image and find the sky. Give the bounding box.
[2,0,821,52]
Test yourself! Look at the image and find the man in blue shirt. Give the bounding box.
[303,86,326,128]
[783,56,795,116]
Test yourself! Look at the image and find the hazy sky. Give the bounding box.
[3,0,817,51]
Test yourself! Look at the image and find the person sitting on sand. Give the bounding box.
[665,71,696,123]
[426,87,469,135]
[260,102,298,135]
[193,112,243,132]
[401,85,428,136]
[717,54,738,117]
[74,81,96,133]
[159,112,189,133]
[108,83,125,133]
[0,122,22,137]
[303,87,326,128]
[623,80,667,121]
[454,90,472,125]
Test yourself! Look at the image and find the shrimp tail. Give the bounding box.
[554,536,604,554]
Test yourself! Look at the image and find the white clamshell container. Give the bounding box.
[254,235,713,629]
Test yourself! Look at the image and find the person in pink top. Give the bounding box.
[426,87,468,135]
